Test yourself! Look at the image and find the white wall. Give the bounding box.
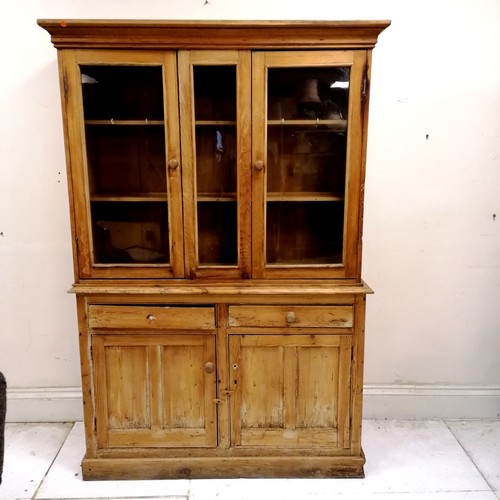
[1,0,499,420]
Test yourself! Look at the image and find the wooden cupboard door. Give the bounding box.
[178,50,251,279]
[252,51,367,279]
[60,50,184,279]
[92,334,217,448]
[229,335,351,449]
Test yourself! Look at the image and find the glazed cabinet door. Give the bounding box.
[178,51,252,279]
[229,334,352,449]
[252,51,367,279]
[92,333,217,449]
[61,50,184,279]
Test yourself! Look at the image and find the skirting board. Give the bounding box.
[6,385,500,422]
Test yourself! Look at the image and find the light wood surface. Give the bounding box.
[228,305,354,328]
[38,19,390,50]
[88,305,215,330]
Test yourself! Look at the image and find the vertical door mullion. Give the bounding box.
[236,50,252,278]
[251,52,267,278]
[163,51,185,277]
[178,50,198,279]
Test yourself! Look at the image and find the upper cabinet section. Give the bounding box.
[39,20,389,282]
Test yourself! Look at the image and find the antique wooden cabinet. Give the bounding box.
[38,19,389,480]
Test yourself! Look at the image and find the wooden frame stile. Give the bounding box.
[356,50,372,277]
[163,51,185,278]
[343,50,368,279]
[216,304,231,449]
[349,293,368,456]
[60,49,93,278]
[250,51,267,279]
[57,50,81,280]
[77,296,97,458]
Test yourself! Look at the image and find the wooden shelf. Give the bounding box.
[267,119,346,131]
[267,192,344,202]
[85,120,164,126]
[91,193,168,202]
[197,193,237,202]
[195,120,236,126]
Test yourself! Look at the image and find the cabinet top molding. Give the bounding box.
[37,19,390,50]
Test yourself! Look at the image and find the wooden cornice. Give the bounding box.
[37,19,390,50]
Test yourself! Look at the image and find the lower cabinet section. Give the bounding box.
[80,293,367,479]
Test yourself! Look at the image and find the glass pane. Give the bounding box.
[81,66,164,120]
[80,65,169,266]
[266,67,349,265]
[266,202,344,264]
[85,125,167,196]
[193,66,238,266]
[194,66,236,121]
[197,202,237,265]
[92,201,169,264]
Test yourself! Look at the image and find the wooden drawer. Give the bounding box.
[228,305,353,329]
[88,305,215,331]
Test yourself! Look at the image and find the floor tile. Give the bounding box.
[189,420,492,499]
[189,480,497,500]
[447,420,500,492]
[34,422,190,499]
[0,423,72,500]
[359,420,492,494]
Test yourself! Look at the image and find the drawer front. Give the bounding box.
[228,305,353,329]
[88,305,215,331]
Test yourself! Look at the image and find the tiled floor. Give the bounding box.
[1,420,499,500]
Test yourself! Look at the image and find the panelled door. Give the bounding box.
[252,51,367,279]
[61,50,184,279]
[92,333,217,449]
[229,334,352,449]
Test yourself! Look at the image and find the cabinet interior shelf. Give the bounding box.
[195,120,236,126]
[267,119,346,131]
[85,120,165,126]
[198,193,237,202]
[91,193,168,202]
[90,194,344,203]
[267,192,344,202]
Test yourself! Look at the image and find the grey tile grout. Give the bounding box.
[444,419,496,495]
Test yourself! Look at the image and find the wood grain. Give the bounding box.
[38,19,390,50]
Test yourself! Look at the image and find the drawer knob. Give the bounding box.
[146,314,156,321]
[204,362,215,374]
[286,311,296,324]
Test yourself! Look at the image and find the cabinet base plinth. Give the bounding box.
[82,453,365,480]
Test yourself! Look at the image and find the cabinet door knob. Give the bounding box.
[286,311,296,324]
[146,314,156,321]
[254,160,264,171]
[168,159,179,170]
[204,361,215,374]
